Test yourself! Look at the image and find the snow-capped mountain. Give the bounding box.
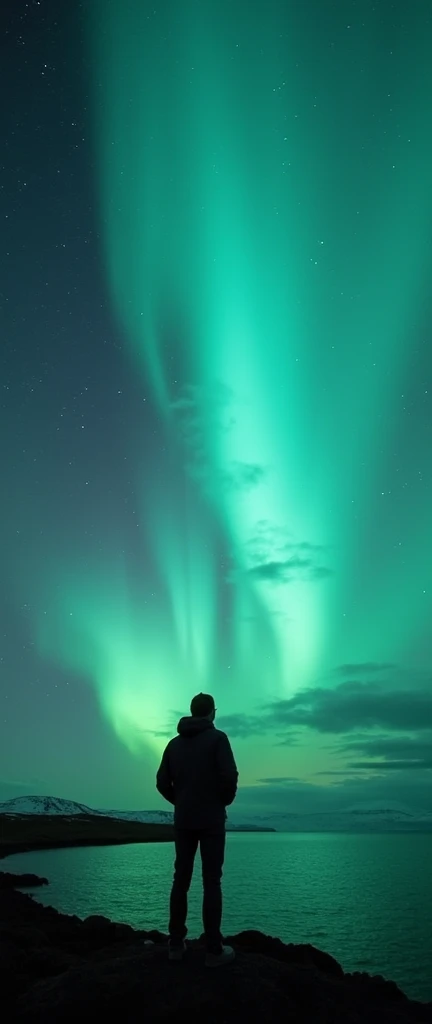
[0,795,174,824]
[0,795,255,829]
[96,808,175,825]
[1,795,431,831]
[343,800,432,821]
[0,795,99,817]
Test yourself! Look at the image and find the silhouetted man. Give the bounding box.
[156,692,238,967]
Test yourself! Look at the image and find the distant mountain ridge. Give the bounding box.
[1,795,432,831]
[0,795,173,824]
[0,796,269,831]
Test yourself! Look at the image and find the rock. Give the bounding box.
[219,927,343,977]
[0,872,48,889]
[81,914,113,931]
[1,880,431,1023]
[81,915,137,945]
[7,926,49,947]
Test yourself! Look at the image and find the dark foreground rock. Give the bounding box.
[1,885,431,1023]
[0,872,48,889]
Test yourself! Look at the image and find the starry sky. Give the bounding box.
[1,0,432,816]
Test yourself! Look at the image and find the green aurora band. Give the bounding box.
[36,1,432,766]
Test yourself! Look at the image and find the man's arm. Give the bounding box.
[156,744,175,805]
[216,733,239,806]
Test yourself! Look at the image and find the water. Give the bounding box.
[6,832,432,1003]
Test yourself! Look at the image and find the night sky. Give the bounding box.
[1,0,432,816]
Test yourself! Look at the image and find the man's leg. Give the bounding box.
[200,828,226,954]
[168,828,199,944]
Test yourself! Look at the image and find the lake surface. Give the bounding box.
[6,832,432,1003]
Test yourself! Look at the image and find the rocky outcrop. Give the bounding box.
[1,880,431,1022]
[0,872,48,889]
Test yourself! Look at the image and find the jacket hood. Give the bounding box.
[177,716,215,738]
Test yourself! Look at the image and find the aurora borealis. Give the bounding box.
[1,0,432,815]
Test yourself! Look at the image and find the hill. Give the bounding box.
[0,813,175,859]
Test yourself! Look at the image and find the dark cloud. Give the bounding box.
[339,734,432,760]
[247,557,332,584]
[231,776,432,817]
[256,776,303,784]
[333,733,432,772]
[170,384,266,494]
[348,759,432,771]
[221,462,265,491]
[196,681,432,747]
[261,681,432,734]
[336,663,396,676]
[245,521,330,559]
[240,521,333,585]
[231,772,432,818]
[215,711,302,745]
[170,381,233,478]
[214,712,270,739]
[295,542,329,553]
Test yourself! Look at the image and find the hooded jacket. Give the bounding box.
[156,715,238,830]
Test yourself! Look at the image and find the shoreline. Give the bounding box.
[0,813,275,861]
[0,812,175,862]
[1,827,432,1015]
[1,875,431,1019]
[0,834,174,859]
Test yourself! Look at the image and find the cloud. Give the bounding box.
[231,773,432,816]
[214,678,432,786]
[333,732,432,771]
[239,520,333,585]
[213,713,270,739]
[348,759,432,770]
[314,770,366,776]
[170,381,233,474]
[336,663,396,676]
[245,521,330,558]
[261,681,432,734]
[202,675,432,749]
[170,383,266,493]
[215,711,302,745]
[256,776,303,784]
[148,713,271,742]
[339,734,432,760]
[247,557,332,584]
[221,462,266,491]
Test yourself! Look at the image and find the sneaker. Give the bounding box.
[205,944,235,968]
[168,939,187,961]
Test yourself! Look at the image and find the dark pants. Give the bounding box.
[169,826,226,953]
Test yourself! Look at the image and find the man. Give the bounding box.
[156,692,238,967]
